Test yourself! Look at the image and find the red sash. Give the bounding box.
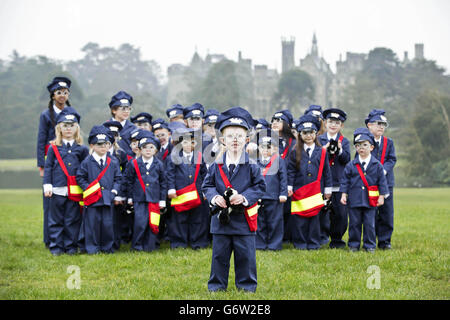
[162,148,169,160]
[355,163,380,207]
[329,135,344,166]
[281,138,293,160]
[262,153,279,177]
[217,164,259,232]
[291,147,326,217]
[82,157,111,206]
[380,136,388,165]
[127,154,134,161]
[51,144,83,202]
[133,159,161,234]
[171,152,203,212]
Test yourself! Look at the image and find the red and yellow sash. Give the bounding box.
[291,147,326,217]
[281,138,293,160]
[262,153,279,177]
[171,152,203,212]
[380,136,388,165]
[83,157,111,206]
[355,163,379,207]
[51,144,83,203]
[217,163,259,232]
[133,159,161,234]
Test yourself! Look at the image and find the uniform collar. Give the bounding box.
[62,139,74,146]
[92,152,107,164]
[53,104,63,114]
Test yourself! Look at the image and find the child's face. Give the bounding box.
[259,144,275,158]
[136,122,152,131]
[300,130,316,145]
[130,140,140,155]
[52,89,69,106]
[169,115,184,123]
[186,116,203,129]
[367,122,386,137]
[112,106,131,122]
[355,141,374,158]
[271,118,283,132]
[181,138,196,153]
[140,143,158,159]
[203,123,216,138]
[92,142,110,157]
[154,128,170,146]
[221,126,247,153]
[326,118,342,135]
[60,122,77,140]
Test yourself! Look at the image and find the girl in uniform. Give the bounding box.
[287,114,332,250]
[37,76,72,247]
[43,107,88,255]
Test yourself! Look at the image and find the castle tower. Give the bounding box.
[311,33,318,57]
[415,43,424,60]
[281,37,295,73]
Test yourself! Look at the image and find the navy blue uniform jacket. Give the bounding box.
[372,136,396,188]
[202,152,266,235]
[124,157,167,203]
[76,155,122,207]
[44,143,89,187]
[37,109,56,167]
[287,146,333,193]
[166,150,207,195]
[318,133,351,188]
[257,155,288,201]
[340,156,389,208]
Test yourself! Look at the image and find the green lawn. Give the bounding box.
[0,188,448,300]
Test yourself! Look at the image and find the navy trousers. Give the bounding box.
[43,193,50,246]
[48,194,81,254]
[208,234,257,292]
[291,214,321,250]
[132,202,160,252]
[329,192,349,248]
[376,188,394,248]
[83,205,115,254]
[169,201,209,249]
[256,200,284,250]
[348,207,376,250]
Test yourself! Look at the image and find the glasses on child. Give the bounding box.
[374,121,389,128]
[119,106,132,112]
[224,133,246,141]
[271,118,282,123]
[355,142,371,149]
[54,90,70,96]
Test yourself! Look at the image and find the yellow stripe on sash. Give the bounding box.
[246,204,259,217]
[150,212,160,226]
[69,184,83,195]
[291,193,323,213]
[171,190,199,205]
[369,190,379,197]
[83,182,100,198]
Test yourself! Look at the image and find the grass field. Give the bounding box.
[0,188,448,300]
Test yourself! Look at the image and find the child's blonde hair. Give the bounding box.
[51,122,83,146]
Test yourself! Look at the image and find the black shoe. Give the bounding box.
[380,244,392,250]
[365,248,376,253]
[349,247,359,252]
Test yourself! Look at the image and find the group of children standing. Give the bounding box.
[38,76,396,291]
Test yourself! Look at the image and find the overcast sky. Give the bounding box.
[1,0,449,78]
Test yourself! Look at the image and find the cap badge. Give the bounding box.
[65,115,75,120]
[355,134,362,141]
[330,112,340,118]
[120,99,129,104]
[153,123,161,129]
[303,122,313,128]
[229,118,243,124]
[274,112,283,118]
[380,115,387,121]
[209,115,217,121]
[169,110,177,116]
[96,134,106,140]
[192,110,201,115]
[312,110,321,116]
[58,82,67,87]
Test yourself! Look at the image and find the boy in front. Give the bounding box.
[202,107,266,292]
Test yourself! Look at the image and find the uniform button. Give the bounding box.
[68,163,71,166]
[146,172,149,175]
[68,150,72,153]
[362,186,365,190]
[189,175,192,179]
[331,162,334,166]
[307,173,312,176]
[308,161,311,164]
[146,183,149,187]
[101,186,104,190]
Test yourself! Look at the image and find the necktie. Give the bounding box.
[361,161,366,172]
[376,141,380,149]
[229,164,235,176]
[99,159,104,169]
[306,148,311,158]
[67,143,71,149]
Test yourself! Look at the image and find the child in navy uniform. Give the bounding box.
[256,134,288,250]
[124,131,167,252]
[76,126,122,254]
[43,108,88,255]
[202,107,266,292]
[340,128,389,252]
[166,104,185,123]
[131,112,153,131]
[287,114,332,250]
[167,128,209,249]
[37,76,72,247]
[318,108,351,248]
[365,109,397,250]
